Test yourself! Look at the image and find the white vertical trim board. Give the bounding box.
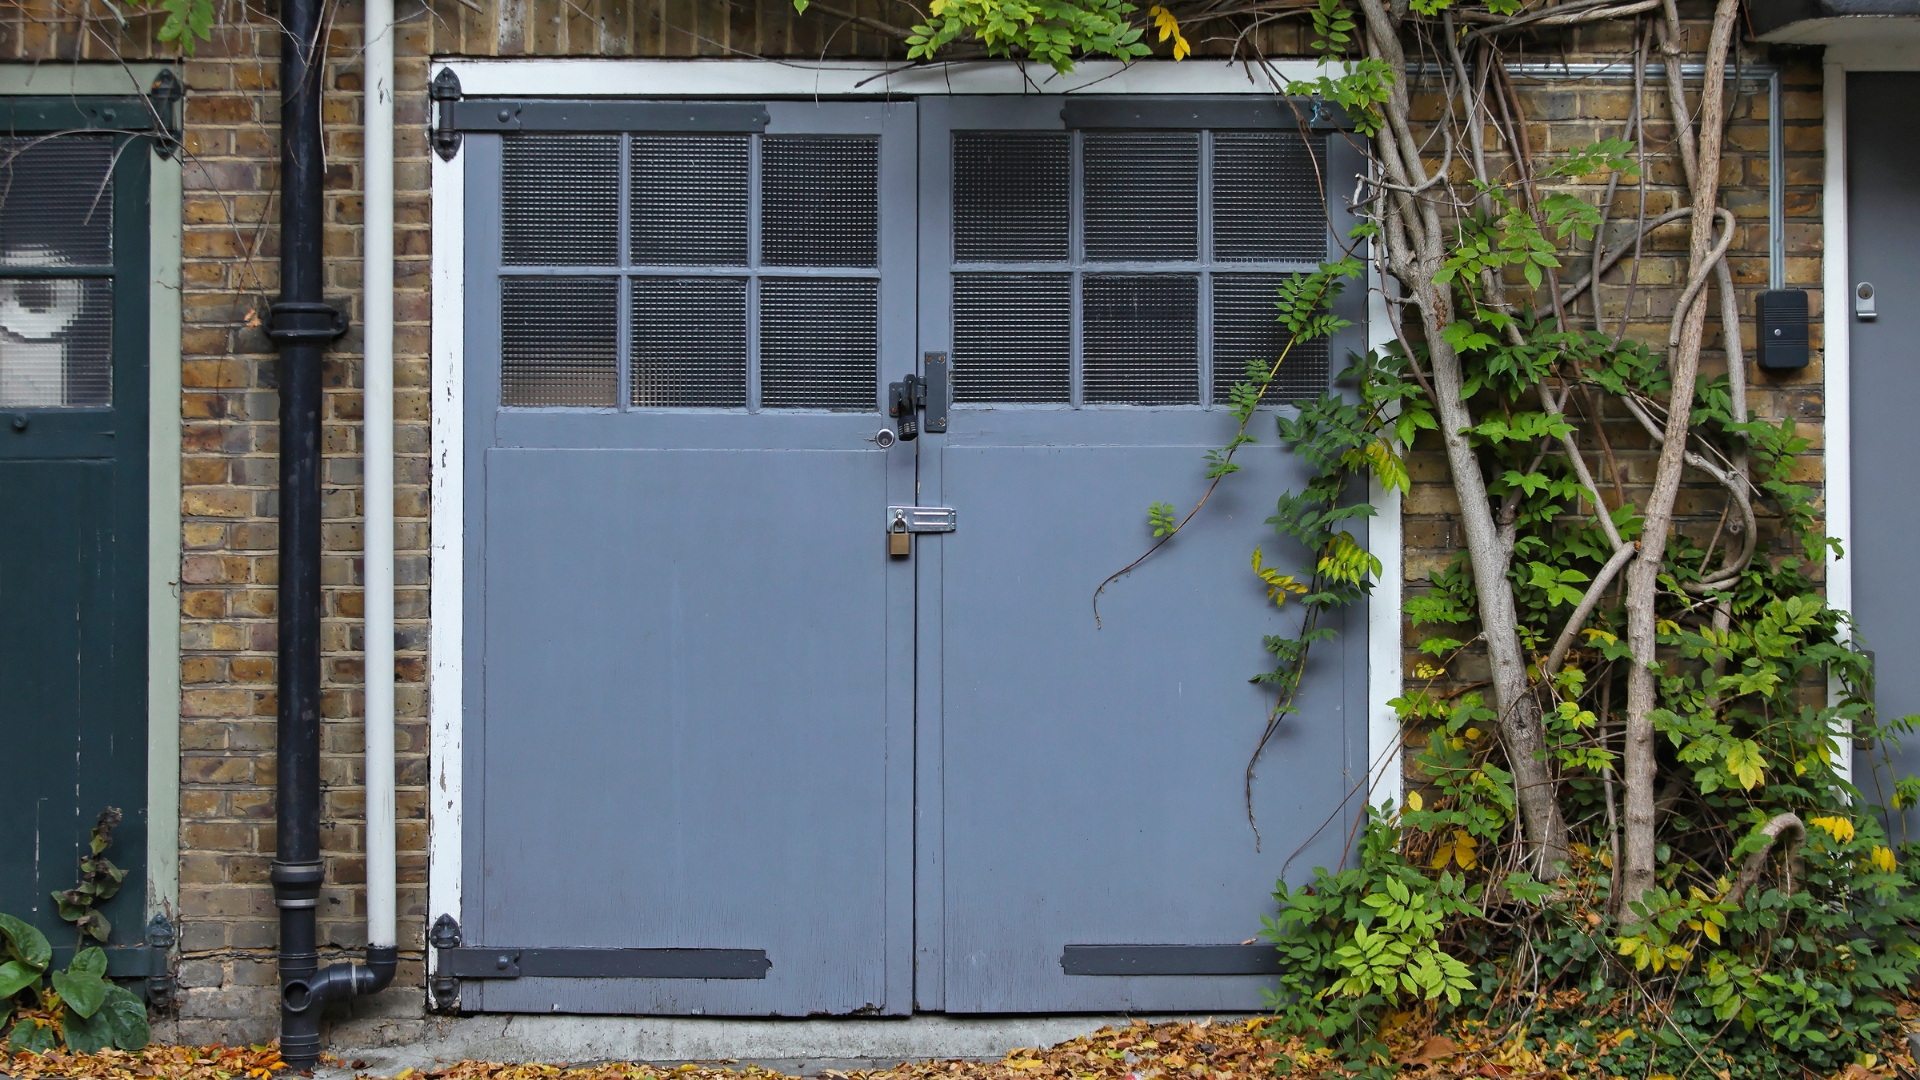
[427,132,466,955]
[147,149,184,920]
[1821,60,1854,786]
[1366,257,1404,813]
[423,59,1409,935]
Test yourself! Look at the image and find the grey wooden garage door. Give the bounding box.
[460,95,1367,1016]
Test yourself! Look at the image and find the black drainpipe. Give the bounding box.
[266,0,395,1067]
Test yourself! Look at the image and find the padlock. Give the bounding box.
[889,511,911,557]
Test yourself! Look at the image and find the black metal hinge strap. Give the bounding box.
[1061,97,1352,132]
[436,947,771,980]
[1061,944,1282,976]
[449,100,771,134]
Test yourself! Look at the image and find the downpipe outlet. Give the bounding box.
[272,868,394,1057]
[282,946,399,1015]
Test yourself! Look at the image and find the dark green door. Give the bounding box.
[0,102,152,950]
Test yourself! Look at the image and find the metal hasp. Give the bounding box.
[436,947,772,980]
[922,352,950,433]
[271,0,392,1063]
[1755,289,1810,372]
[146,69,184,159]
[887,506,958,533]
[1060,945,1283,976]
[888,356,950,441]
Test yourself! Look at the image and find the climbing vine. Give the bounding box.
[874,0,1920,1071]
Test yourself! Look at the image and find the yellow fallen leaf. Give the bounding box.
[1006,1060,1047,1071]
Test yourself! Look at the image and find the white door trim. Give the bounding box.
[428,138,466,989]
[1821,48,1920,784]
[425,57,1401,947]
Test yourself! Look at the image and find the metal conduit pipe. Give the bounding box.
[1410,61,1785,288]
[268,0,395,1065]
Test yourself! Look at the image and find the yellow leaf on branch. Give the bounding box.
[1148,5,1190,59]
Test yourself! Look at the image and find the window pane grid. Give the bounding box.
[949,128,1329,407]
[499,131,880,412]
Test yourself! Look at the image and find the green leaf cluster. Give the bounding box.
[0,914,151,1054]
[898,0,1149,73]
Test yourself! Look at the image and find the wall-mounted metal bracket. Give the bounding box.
[147,69,184,159]
[434,946,771,981]
[886,506,957,534]
[267,301,349,346]
[431,68,463,162]
[429,914,462,1009]
[145,912,176,1007]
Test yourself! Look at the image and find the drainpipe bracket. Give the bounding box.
[268,302,349,347]
[270,859,325,909]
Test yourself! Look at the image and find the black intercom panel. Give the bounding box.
[1756,289,1810,372]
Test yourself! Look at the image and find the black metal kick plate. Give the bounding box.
[1061,945,1282,976]
[438,947,770,980]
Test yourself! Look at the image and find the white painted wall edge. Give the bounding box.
[427,143,466,974]
[440,57,1329,97]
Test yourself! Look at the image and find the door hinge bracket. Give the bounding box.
[431,68,463,162]
[433,945,771,981]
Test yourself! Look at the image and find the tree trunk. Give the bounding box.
[1618,0,1742,920]
[1354,0,1572,873]
[1409,285,1572,875]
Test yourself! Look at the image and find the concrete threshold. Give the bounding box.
[319,1013,1253,1077]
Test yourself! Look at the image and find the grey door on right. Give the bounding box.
[914,98,1371,1013]
[1849,72,1920,830]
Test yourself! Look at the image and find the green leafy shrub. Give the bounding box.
[0,912,151,1053]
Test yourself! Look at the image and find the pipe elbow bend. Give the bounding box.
[282,946,400,1014]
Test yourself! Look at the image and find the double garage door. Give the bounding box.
[458,96,1369,1015]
